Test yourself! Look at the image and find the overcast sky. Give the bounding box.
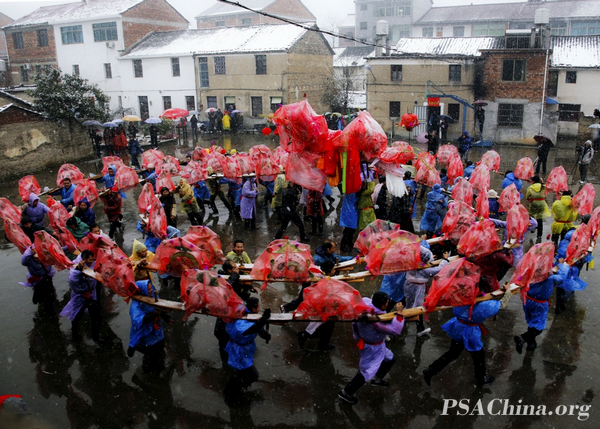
[0,0,529,27]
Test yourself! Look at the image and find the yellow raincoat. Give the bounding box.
[130,239,155,281]
[551,195,577,235]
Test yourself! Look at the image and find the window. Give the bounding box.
[372,1,411,17]
[547,70,558,97]
[242,18,252,25]
[216,21,225,27]
[255,55,267,75]
[389,101,401,118]
[558,104,581,122]
[207,96,217,109]
[224,96,236,111]
[35,65,42,75]
[550,20,567,36]
[139,96,149,120]
[104,63,112,79]
[506,34,531,49]
[565,71,577,84]
[251,96,263,117]
[448,103,460,121]
[12,32,24,49]
[20,66,29,82]
[449,65,461,82]
[37,29,48,47]
[214,56,226,75]
[61,25,83,44]
[360,4,367,10]
[571,20,600,36]
[198,57,209,87]
[502,59,526,81]
[422,27,433,37]
[93,22,117,42]
[360,22,368,30]
[436,27,443,37]
[72,65,79,76]
[453,26,464,37]
[391,65,402,82]
[171,57,180,77]
[270,96,283,112]
[389,25,411,43]
[473,23,505,36]
[186,96,195,112]
[133,59,143,78]
[163,96,172,110]
[498,104,524,127]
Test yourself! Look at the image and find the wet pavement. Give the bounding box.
[0,133,599,428]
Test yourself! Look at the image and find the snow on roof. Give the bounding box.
[551,36,600,68]
[6,0,144,28]
[0,103,46,118]
[347,91,366,109]
[416,0,600,25]
[196,0,274,19]
[392,37,502,57]
[334,46,375,67]
[121,24,310,58]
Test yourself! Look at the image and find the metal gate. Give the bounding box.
[413,105,428,135]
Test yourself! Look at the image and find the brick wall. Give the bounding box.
[264,0,316,21]
[0,106,41,124]
[122,0,188,48]
[482,49,548,102]
[4,25,57,65]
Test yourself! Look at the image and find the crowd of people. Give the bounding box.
[7,129,597,409]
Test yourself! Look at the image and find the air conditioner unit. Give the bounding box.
[106,41,115,49]
[23,63,32,70]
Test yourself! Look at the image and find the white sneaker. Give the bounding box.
[579,180,586,184]
[417,328,431,337]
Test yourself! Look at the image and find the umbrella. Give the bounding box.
[113,119,124,124]
[145,117,162,124]
[473,100,488,106]
[230,110,243,114]
[438,114,455,123]
[162,108,189,119]
[588,124,600,129]
[205,107,217,113]
[533,134,553,146]
[416,132,428,143]
[82,120,102,127]
[188,110,200,115]
[102,122,118,128]
[122,115,142,122]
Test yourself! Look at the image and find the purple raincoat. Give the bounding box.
[60,254,98,321]
[240,178,258,220]
[353,297,404,381]
[23,193,49,227]
[20,245,55,287]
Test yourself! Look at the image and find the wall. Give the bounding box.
[4,24,57,85]
[554,69,600,117]
[366,57,479,138]
[122,0,188,48]
[0,118,92,180]
[197,0,314,28]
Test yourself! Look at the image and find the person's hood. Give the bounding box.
[563,229,575,242]
[135,279,157,299]
[506,172,515,180]
[530,183,542,193]
[315,245,328,256]
[79,197,90,207]
[462,131,469,136]
[432,184,441,193]
[108,165,116,174]
[420,246,433,264]
[560,195,572,206]
[28,193,40,206]
[362,297,384,315]
[131,239,147,258]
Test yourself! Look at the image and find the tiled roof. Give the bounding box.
[392,37,503,57]
[551,35,600,68]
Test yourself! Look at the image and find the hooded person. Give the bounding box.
[551,190,577,246]
[338,292,405,405]
[457,131,472,162]
[240,177,259,230]
[339,192,359,253]
[74,197,96,228]
[97,164,118,190]
[21,244,57,305]
[130,239,155,281]
[357,180,376,231]
[224,298,271,402]
[501,170,523,197]
[159,186,178,228]
[403,246,449,336]
[553,228,593,314]
[127,279,169,362]
[176,178,203,226]
[463,161,475,180]
[423,299,508,387]
[23,193,49,227]
[514,262,568,353]
[99,185,123,239]
[577,140,594,183]
[313,241,353,268]
[271,167,288,220]
[420,184,447,238]
[60,250,103,343]
[144,164,157,192]
[525,176,551,239]
[65,216,90,242]
[19,216,49,243]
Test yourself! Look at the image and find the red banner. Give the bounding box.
[428,97,440,107]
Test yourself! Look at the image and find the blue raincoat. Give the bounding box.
[52,183,77,208]
[193,181,210,201]
[225,179,242,207]
[555,229,592,292]
[463,164,474,179]
[404,179,417,218]
[339,192,358,229]
[323,182,333,197]
[97,165,117,189]
[501,172,523,197]
[225,317,257,370]
[379,272,406,303]
[420,184,447,234]
[129,280,164,348]
[75,197,96,227]
[523,263,568,330]
[136,221,180,253]
[441,301,501,352]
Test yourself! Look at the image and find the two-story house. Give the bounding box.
[118,24,334,124]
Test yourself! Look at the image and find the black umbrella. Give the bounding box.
[534,134,554,146]
[438,114,455,123]
[473,100,488,106]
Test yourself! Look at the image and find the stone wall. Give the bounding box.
[0,119,93,180]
